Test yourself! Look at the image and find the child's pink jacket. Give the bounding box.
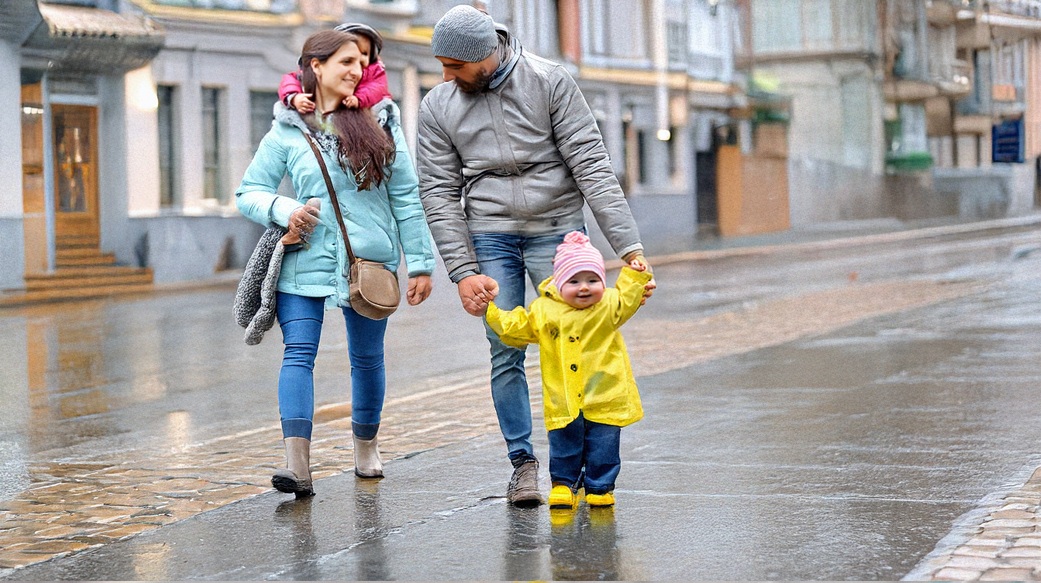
[277,61,392,109]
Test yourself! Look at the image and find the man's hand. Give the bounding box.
[626,253,656,305]
[291,93,315,114]
[457,274,499,316]
[406,275,433,306]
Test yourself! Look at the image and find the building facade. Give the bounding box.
[744,0,1041,226]
[2,0,746,295]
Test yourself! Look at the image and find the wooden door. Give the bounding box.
[51,104,99,246]
[22,83,48,274]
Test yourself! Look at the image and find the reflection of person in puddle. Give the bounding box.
[484,231,652,514]
[550,506,621,580]
[273,497,319,579]
[501,506,542,580]
[353,481,389,580]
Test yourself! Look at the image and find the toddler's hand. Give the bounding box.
[343,95,360,109]
[627,255,656,305]
[292,93,315,114]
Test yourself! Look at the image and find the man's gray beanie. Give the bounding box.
[431,5,498,62]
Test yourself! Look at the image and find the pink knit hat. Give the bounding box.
[552,231,606,290]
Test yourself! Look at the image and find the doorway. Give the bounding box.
[51,104,99,248]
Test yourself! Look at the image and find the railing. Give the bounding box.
[959,0,1041,17]
[151,0,297,13]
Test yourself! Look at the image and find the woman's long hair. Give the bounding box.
[299,29,395,190]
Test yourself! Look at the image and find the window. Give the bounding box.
[250,91,278,154]
[752,0,801,53]
[636,129,648,185]
[587,0,607,56]
[157,85,179,207]
[801,0,833,49]
[666,20,688,68]
[512,0,560,57]
[201,87,225,202]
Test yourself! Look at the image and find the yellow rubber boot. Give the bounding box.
[585,492,615,507]
[548,484,578,510]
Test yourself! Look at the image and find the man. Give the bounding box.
[417,4,654,507]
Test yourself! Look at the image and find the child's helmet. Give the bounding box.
[335,22,384,61]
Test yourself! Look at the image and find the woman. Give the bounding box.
[236,29,435,497]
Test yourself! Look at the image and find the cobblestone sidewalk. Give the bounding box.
[0,277,1007,574]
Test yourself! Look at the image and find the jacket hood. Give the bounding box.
[273,102,309,133]
[489,25,522,90]
[271,100,399,134]
[536,276,566,303]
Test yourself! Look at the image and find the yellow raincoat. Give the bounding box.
[485,267,653,431]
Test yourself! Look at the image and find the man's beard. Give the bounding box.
[455,69,493,94]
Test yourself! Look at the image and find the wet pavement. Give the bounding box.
[1,216,1041,579]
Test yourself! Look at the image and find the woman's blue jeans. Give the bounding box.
[275,292,387,441]
[548,413,623,495]
[472,230,568,464]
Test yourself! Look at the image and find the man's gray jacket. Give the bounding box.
[417,31,643,283]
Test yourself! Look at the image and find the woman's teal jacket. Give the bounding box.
[236,101,435,309]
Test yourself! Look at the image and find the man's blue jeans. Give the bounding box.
[472,230,568,464]
[275,292,388,441]
[548,413,622,495]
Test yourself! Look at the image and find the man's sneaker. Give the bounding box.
[506,460,542,507]
[549,484,578,510]
[585,491,615,507]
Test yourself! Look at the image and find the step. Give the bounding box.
[55,252,118,267]
[24,267,153,291]
[55,247,115,259]
[56,234,100,248]
[0,282,156,309]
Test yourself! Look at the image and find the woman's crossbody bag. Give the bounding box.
[302,131,400,320]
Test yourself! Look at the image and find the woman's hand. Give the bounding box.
[288,204,320,237]
[406,275,433,306]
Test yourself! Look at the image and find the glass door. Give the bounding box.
[52,104,99,245]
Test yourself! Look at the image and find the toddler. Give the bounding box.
[278,22,392,113]
[483,231,653,512]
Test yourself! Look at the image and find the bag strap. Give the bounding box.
[301,130,358,266]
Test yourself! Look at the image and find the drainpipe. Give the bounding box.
[651,0,670,141]
[41,71,56,272]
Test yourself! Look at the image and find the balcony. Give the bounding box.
[151,0,297,13]
[981,0,1041,18]
[933,59,972,98]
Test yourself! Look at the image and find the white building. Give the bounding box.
[2,0,745,299]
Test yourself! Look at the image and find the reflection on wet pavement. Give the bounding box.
[0,274,989,570]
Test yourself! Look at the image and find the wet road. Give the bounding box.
[2,220,1041,579]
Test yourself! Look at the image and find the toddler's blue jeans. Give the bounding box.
[548,412,622,495]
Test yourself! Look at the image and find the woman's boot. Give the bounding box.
[353,434,384,478]
[272,437,315,498]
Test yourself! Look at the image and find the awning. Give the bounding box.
[21,2,164,74]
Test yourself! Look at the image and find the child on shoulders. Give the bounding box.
[278,22,392,114]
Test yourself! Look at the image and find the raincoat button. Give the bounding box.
[570,364,577,372]
[569,336,576,342]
